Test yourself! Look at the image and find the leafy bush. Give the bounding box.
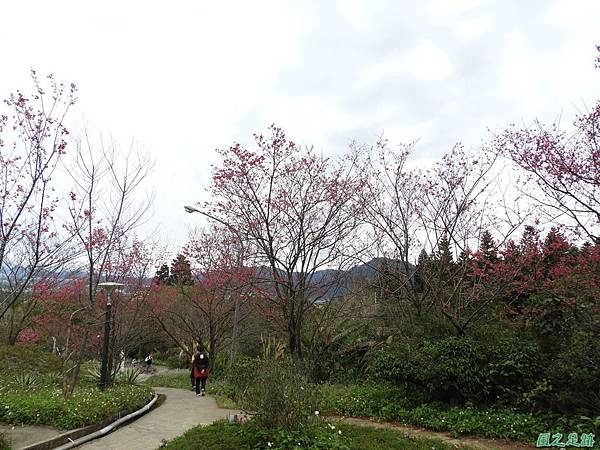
[163,353,190,369]
[535,330,600,415]
[228,357,319,430]
[0,384,153,429]
[477,335,544,407]
[240,420,350,450]
[225,357,262,399]
[374,337,482,404]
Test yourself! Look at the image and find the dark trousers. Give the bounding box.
[195,376,206,394]
[190,368,194,387]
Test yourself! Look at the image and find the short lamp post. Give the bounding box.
[98,282,124,391]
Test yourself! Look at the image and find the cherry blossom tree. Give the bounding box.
[0,71,77,322]
[193,125,367,358]
[494,109,600,241]
[494,47,600,241]
[151,226,254,366]
[362,137,525,333]
[60,129,153,390]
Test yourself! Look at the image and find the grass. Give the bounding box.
[144,372,237,409]
[159,419,473,450]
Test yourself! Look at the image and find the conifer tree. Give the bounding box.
[169,254,194,286]
[153,263,171,285]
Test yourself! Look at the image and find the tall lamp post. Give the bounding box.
[184,205,242,365]
[98,282,124,390]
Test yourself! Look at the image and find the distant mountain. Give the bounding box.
[254,257,415,300]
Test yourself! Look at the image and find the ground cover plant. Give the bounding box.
[0,433,9,450]
[0,382,152,429]
[0,343,153,429]
[319,383,594,445]
[159,419,471,450]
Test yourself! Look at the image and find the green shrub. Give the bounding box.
[240,420,350,450]
[228,358,319,430]
[226,357,262,399]
[163,353,190,369]
[374,337,482,404]
[477,335,544,407]
[84,362,102,384]
[536,330,600,415]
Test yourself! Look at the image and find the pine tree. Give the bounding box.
[414,249,431,293]
[169,254,194,286]
[435,235,454,283]
[153,263,171,285]
[479,230,498,262]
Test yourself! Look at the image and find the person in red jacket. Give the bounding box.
[192,347,209,396]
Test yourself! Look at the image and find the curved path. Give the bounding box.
[79,387,239,450]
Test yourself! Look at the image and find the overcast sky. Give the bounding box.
[1,0,599,253]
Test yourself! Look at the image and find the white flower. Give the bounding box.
[267,443,273,448]
[338,430,342,435]
[314,410,320,416]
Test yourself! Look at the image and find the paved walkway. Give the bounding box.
[79,387,239,450]
[0,423,63,450]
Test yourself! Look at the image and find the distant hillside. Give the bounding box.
[255,257,415,300]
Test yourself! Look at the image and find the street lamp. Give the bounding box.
[98,282,124,390]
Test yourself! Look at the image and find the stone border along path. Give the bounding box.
[77,387,241,450]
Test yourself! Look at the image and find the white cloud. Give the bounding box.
[455,15,492,42]
[359,42,453,86]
